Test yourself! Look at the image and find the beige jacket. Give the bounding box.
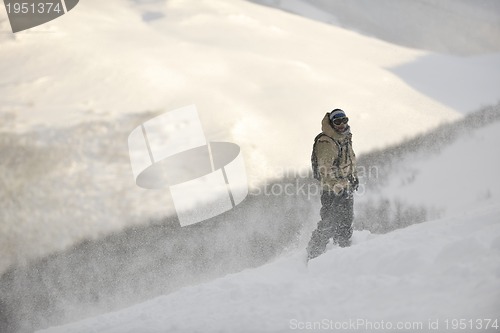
[315,113,357,193]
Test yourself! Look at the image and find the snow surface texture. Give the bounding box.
[37,111,500,333]
[0,0,499,332]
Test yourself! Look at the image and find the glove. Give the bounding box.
[332,179,349,195]
[349,175,359,191]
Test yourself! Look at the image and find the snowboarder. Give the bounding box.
[307,109,359,260]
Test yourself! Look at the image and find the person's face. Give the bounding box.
[332,117,349,132]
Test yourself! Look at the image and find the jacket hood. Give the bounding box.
[321,113,351,140]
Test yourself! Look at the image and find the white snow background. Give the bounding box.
[0,0,499,332]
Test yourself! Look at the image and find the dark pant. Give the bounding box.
[307,190,354,259]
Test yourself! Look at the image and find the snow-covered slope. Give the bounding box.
[378,121,500,217]
[0,0,461,153]
[38,205,500,333]
[247,0,500,113]
[353,108,500,234]
[37,216,500,332]
[248,0,500,55]
[38,115,500,333]
[1,1,500,331]
[1,0,500,277]
[0,0,458,274]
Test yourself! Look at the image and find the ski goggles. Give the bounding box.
[332,117,349,125]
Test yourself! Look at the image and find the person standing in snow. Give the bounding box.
[307,109,359,260]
